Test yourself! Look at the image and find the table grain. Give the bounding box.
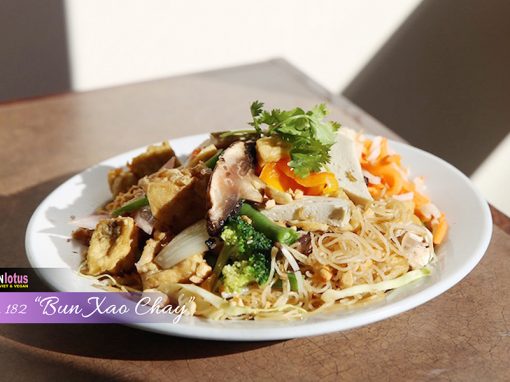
[1,59,509,382]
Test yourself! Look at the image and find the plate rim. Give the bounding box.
[25,133,493,341]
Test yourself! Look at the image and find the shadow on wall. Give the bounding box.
[0,0,71,103]
[343,0,510,175]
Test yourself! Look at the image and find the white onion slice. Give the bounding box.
[70,214,108,230]
[160,156,177,170]
[367,136,382,163]
[154,220,209,269]
[280,245,304,294]
[265,247,278,286]
[279,245,300,272]
[293,271,305,295]
[134,206,155,235]
[285,244,308,264]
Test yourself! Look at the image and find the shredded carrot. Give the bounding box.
[432,214,448,245]
[367,183,384,199]
[365,163,404,196]
[383,154,401,165]
[379,138,389,158]
[361,136,448,246]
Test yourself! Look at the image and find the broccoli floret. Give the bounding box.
[220,216,272,260]
[222,254,270,294]
[239,203,299,245]
[210,216,272,292]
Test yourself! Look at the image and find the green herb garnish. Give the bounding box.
[250,102,340,177]
[217,101,340,177]
[221,101,338,177]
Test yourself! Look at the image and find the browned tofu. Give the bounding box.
[85,217,139,276]
[186,144,218,167]
[72,227,94,246]
[139,163,211,233]
[129,141,180,178]
[107,168,138,197]
[139,254,211,295]
[134,231,211,295]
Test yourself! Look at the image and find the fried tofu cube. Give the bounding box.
[186,144,218,167]
[72,227,94,246]
[107,168,138,197]
[85,217,139,275]
[140,254,211,295]
[129,141,180,178]
[140,164,210,233]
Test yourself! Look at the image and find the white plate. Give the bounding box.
[25,133,492,341]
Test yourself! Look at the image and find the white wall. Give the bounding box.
[64,0,510,216]
[472,134,510,215]
[65,0,421,93]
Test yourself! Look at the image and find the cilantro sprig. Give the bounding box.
[249,101,340,177]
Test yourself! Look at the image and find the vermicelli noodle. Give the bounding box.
[184,198,435,320]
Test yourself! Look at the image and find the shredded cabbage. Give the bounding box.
[177,283,307,319]
[321,268,430,302]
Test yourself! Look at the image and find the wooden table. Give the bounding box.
[1,59,509,382]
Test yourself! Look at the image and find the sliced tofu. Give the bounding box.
[138,250,211,295]
[107,168,138,196]
[139,163,211,233]
[261,196,351,229]
[401,232,433,269]
[106,141,180,197]
[129,141,180,178]
[186,143,218,167]
[329,130,373,204]
[85,217,139,276]
[136,231,212,296]
[135,237,163,275]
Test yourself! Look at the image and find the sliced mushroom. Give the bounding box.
[296,232,312,255]
[206,141,264,235]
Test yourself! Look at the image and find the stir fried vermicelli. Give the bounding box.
[72,102,444,320]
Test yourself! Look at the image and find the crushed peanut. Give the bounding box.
[265,199,276,209]
[189,261,212,284]
[240,215,252,224]
[341,271,353,288]
[294,189,304,199]
[319,267,333,282]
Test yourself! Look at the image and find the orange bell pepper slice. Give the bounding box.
[272,158,339,195]
[259,162,305,193]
